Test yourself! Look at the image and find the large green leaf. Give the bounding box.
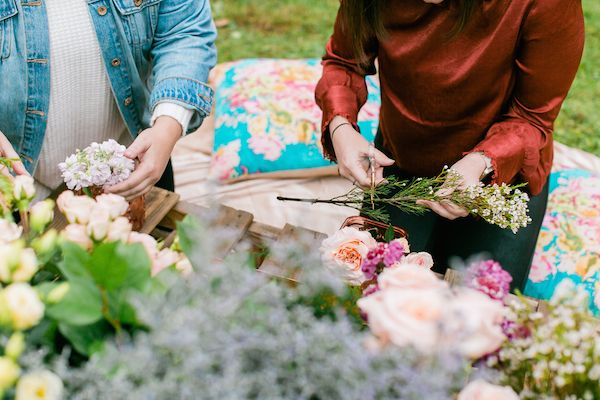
[88,242,129,290]
[46,279,103,326]
[58,242,92,281]
[118,242,152,292]
[58,321,108,356]
[176,216,201,258]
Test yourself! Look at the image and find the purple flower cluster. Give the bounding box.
[361,239,408,281]
[465,259,513,301]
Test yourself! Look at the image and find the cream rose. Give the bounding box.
[16,370,63,400]
[86,207,111,241]
[13,175,35,201]
[1,283,45,330]
[29,199,55,232]
[398,252,434,269]
[56,191,96,225]
[106,217,132,242]
[152,248,180,276]
[175,256,193,276]
[11,248,38,283]
[448,288,507,359]
[61,224,93,250]
[378,263,447,291]
[129,232,159,263]
[0,220,23,244]
[320,227,377,285]
[95,194,129,219]
[0,356,20,391]
[457,379,519,400]
[357,287,448,353]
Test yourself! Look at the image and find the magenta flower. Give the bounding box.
[382,239,407,267]
[361,243,386,280]
[465,259,512,301]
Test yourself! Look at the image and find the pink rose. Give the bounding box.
[398,252,434,269]
[128,232,159,261]
[61,224,92,250]
[357,288,448,353]
[320,227,377,285]
[378,264,447,291]
[448,288,507,359]
[95,194,129,219]
[457,380,519,400]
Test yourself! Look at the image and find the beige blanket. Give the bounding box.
[173,115,600,235]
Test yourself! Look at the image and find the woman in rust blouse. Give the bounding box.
[316,0,584,290]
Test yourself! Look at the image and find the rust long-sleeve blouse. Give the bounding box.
[316,0,584,195]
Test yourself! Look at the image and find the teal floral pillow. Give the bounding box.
[525,169,600,316]
[209,59,381,181]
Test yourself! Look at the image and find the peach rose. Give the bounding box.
[457,380,519,400]
[448,288,507,359]
[320,227,377,285]
[56,191,96,225]
[357,287,448,353]
[397,252,434,269]
[61,224,92,250]
[378,263,447,291]
[152,248,180,276]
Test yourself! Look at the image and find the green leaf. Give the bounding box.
[88,242,129,290]
[58,321,108,356]
[384,225,395,243]
[46,279,103,326]
[58,241,92,281]
[118,242,152,292]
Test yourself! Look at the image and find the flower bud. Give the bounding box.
[0,220,22,245]
[29,199,55,233]
[0,356,20,391]
[5,332,25,360]
[11,248,38,283]
[175,256,193,276]
[13,175,35,201]
[61,224,92,250]
[31,229,59,256]
[86,208,111,241]
[46,282,70,304]
[152,248,180,276]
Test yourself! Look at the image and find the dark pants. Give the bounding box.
[373,136,548,292]
[156,159,175,192]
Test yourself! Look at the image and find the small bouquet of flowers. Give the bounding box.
[58,139,144,230]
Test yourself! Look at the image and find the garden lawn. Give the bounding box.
[213,0,600,156]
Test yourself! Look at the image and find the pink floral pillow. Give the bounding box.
[209,59,381,181]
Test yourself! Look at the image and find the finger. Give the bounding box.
[119,178,154,201]
[374,150,395,167]
[106,166,149,194]
[418,200,457,220]
[0,165,12,179]
[0,136,30,176]
[436,186,456,198]
[125,135,151,160]
[347,163,371,188]
[440,199,469,218]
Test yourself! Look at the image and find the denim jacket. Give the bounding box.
[0,0,217,172]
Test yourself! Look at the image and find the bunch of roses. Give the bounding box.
[57,191,191,276]
[58,139,135,191]
[320,227,432,292]
[489,280,600,400]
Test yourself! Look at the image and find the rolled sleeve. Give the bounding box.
[150,0,217,132]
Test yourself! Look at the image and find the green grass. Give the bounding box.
[213,0,600,156]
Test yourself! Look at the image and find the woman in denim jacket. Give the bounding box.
[0,0,216,198]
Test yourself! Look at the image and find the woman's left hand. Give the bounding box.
[416,152,488,220]
[106,116,181,200]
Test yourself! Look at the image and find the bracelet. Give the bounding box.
[330,122,352,139]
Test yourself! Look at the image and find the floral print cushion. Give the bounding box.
[525,169,600,315]
[209,59,381,181]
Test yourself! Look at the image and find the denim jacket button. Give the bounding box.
[97,6,108,16]
[134,0,143,6]
[124,97,133,106]
[111,58,121,67]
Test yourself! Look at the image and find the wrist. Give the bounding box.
[153,116,183,143]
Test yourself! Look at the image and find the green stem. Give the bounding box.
[100,287,122,337]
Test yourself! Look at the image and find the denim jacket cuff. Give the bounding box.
[149,77,214,126]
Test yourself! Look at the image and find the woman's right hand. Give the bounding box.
[330,116,395,188]
[0,131,29,176]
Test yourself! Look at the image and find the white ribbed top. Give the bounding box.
[35,0,128,197]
